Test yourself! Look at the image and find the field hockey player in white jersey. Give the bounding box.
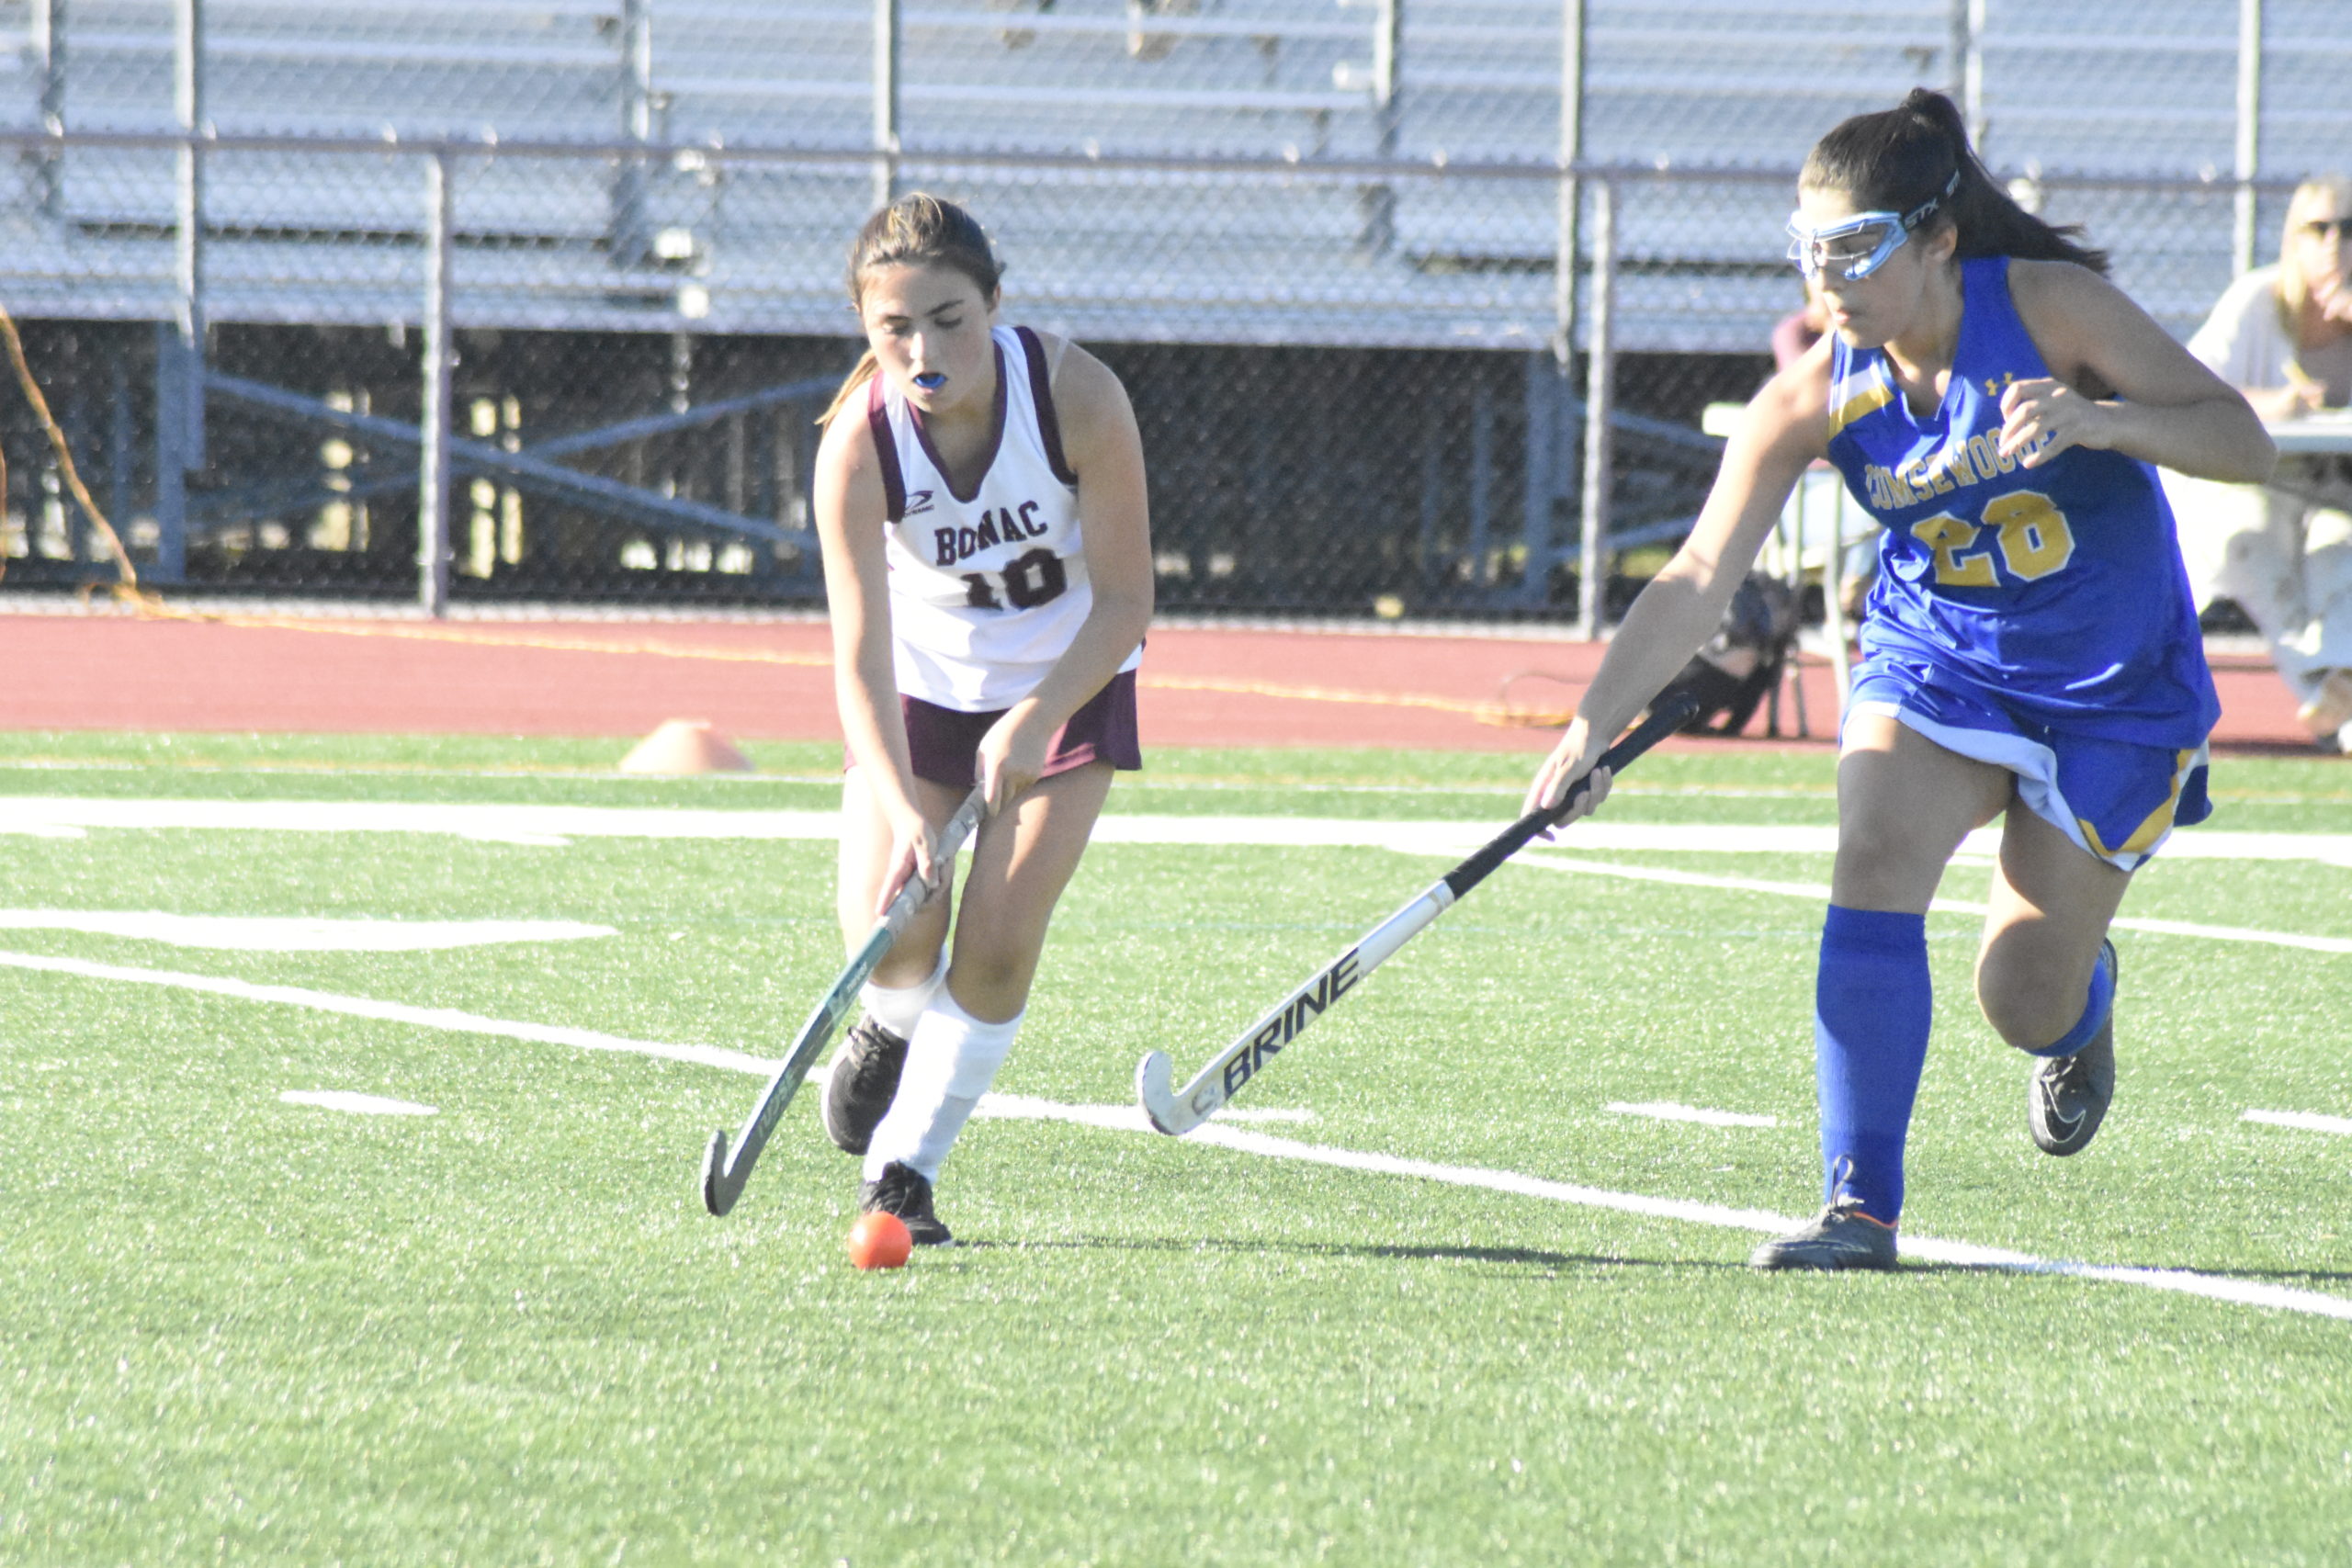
[808,194,1152,1245]
[1524,91,2274,1272]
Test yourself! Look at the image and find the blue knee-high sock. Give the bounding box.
[1815,905,1932,1224]
[2021,944,2115,1058]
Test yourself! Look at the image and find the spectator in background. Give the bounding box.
[1771,276,1877,620]
[1772,276,1830,370]
[2166,175,2352,749]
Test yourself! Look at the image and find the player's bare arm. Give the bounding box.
[2000,258,2277,482]
[814,404,946,906]
[1522,349,1831,823]
[971,339,1155,813]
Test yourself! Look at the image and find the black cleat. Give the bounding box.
[2028,941,2117,1157]
[1748,1197,1900,1271]
[859,1160,954,1247]
[821,1018,910,1156]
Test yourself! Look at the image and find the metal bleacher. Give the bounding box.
[5,0,2340,354]
[1,0,2340,604]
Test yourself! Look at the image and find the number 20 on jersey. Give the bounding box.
[1909,489,2076,588]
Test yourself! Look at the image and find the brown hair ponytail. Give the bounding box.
[817,192,1006,428]
[1804,88,2108,276]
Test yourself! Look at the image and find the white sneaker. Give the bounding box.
[2296,669,2352,740]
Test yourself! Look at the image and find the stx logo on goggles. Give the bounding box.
[1221,948,1363,1097]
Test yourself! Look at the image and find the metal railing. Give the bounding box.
[0,124,2308,626]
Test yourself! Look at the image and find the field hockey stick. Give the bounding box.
[1135,694,1698,1136]
[702,788,987,1216]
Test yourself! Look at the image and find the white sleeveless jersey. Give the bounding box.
[866,324,1142,711]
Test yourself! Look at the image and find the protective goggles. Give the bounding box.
[1784,172,1961,282]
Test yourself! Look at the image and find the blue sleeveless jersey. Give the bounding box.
[1825,256,2218,750]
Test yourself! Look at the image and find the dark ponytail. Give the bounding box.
[1803,88,2108,276]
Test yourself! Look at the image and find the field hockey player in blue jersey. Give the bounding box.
[810,194,1153,1245]
[1523,89,2276,1270]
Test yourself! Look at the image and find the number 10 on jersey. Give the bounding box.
[961,546,1070,610]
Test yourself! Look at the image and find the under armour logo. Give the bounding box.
[1983,372,2018,397]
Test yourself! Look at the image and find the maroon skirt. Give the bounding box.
[851,670,1143,788]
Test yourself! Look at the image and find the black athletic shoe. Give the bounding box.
[1747,1197,1900,1271]
[859,1160,954,1247]
[2028,941,2118,1157]
[821,1018,910,1156]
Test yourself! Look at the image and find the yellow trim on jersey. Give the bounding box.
[1826,367,1894,435]
[2075,749,2199,863]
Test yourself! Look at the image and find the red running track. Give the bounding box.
[0,607,2321,758]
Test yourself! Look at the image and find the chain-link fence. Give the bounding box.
[0,0,2343,621]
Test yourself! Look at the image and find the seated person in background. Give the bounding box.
[2166,175,2352,748]
[1771,277,1877,621]
[1771,276,1829,370]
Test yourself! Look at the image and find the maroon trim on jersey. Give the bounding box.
[865,372,907,524]
[910,342,1008,506]
[1016,325,1080,487]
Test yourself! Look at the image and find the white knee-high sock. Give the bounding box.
[863,987,1021,1182]
[857,951,947,1038]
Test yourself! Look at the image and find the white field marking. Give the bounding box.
[9,946,2347,1325]
[1212,1106,1317,1124]
[0,950,775,1077]
[0,910,615,953]
[1606,1100,1777,1128]
[1524,856,1837,903]
[2244,1109,2352,1137]
[1520,855,2352,956]
[280,1089,436,1116]
[0,797,850,843]
[974,1097,2352,1322]
[13,800,2350,953]
[6,797,2350,868]
[2103,916,2352,954]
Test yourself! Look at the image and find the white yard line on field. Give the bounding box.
[0,910,614,953]
[1606,1101,1777,1128]
[977,1097,2352,1322]
[281,1089,436,1116]
[4,796,2349,868]
[1518,855,2352,955]
[0,950,773,1076]
[9,945,2347,1324]
[8,796,2346,953]
[2244,1109,2352,1137]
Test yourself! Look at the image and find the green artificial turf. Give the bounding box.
[4,733,2350,1564]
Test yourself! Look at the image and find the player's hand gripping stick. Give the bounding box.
[702,788,987,1215]
[1135,695,1698,1136]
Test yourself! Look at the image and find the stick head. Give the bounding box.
[1136,1049,1210,1136]
[701,1128,741,1216]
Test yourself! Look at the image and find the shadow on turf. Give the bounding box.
[957,1235,1744,1272]
[961,1240,2352,1290]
